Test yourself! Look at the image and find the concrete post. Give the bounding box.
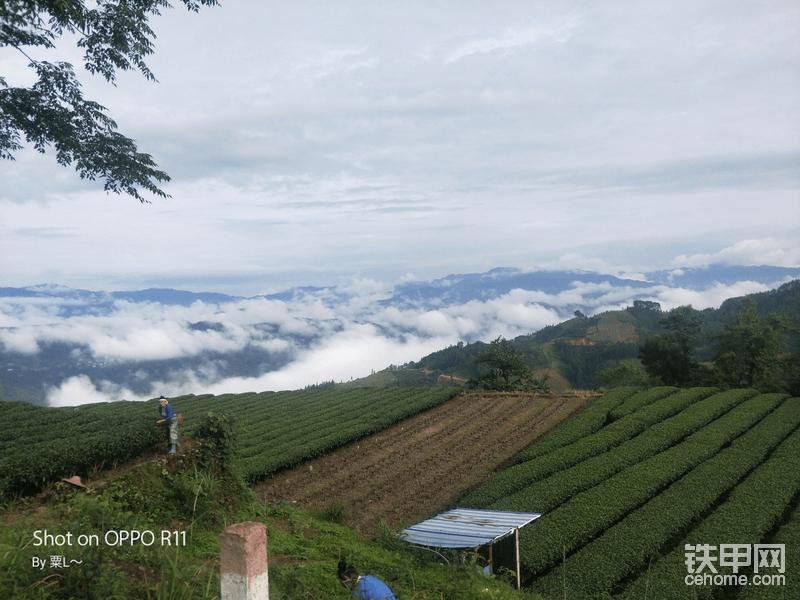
[219,521,269,600]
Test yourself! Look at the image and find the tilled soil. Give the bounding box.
[253,392,593,535]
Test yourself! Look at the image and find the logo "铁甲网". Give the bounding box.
[684,544,785,587]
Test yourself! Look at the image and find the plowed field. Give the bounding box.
[253,392,594,535]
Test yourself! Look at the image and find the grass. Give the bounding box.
[0,439,541,600]
[265,502,539,599]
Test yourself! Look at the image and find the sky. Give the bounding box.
[1,0,798,297]
[1,1,799,404]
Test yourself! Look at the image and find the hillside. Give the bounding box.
[0,388,463,498]
[365,279,800,391]
[0,388,590,600]
[0,415,538,600]
[3,386,796,599]
[461,387,800,599]
[254,391,592,534]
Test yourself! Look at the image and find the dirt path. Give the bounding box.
[253,392,593,535]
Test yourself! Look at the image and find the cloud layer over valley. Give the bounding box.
[2,261,795,406]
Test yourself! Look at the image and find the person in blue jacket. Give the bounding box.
[156,396,179,454]
[338,560,396,600]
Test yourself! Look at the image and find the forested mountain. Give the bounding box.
[392,279,800,391]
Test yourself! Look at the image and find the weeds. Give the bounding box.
[88,462,105,480]
[374,518,408,553]
[149,546,219,600]
[320,499,349,525]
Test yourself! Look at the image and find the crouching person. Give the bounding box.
[338,560,396,600]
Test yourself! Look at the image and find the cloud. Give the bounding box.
[15,258,792,407]
[653,281,780,311]
[443,16,582,65]
[46,375,149,407]
[542,254,648,281]
[204,323,450,393]
[4,4,796,292]
[672,238,800,269]
[0,328,41,354]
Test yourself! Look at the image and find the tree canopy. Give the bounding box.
[594,359,656,389]
[711,298,792,391]
[637,297,797,393]
[469,336,549,393]
[639,305,705,386]
[1,0,217,202]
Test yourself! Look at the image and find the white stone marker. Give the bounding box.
[219,521,269,600]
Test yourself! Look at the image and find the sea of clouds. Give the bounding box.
[2,268,794,407]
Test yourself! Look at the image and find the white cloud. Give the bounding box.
[46,375,148,407]
[20,259,795,406]
[443,17,581,64]
[0,328,41,354]
[672,238,800,269]
[652,281,780,311]
[539,254,649,281]
[1,2,796,296]
[202,323,450,392]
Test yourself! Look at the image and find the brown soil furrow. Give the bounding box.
[287,395,525,506]
[344,396,553,503]
[270,393,520,501]
[253,392,594,535]
[341,396,577,528]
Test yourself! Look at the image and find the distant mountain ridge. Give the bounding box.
[380,268,651,309]
[2,264,796,315]
[385,264,799,309]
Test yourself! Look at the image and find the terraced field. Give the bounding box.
[460,387,800,600]
[254,391,592,534]
[5,385,795,599]
[1,387,465,496]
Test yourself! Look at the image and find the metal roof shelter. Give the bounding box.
[400,508,541,589]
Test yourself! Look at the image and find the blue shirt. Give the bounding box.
[159,403,175,422]
[351,576,396,600]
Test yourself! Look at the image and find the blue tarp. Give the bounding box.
[399,508,541,549]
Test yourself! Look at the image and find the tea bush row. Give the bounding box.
[607,385,682,420]
[620,419,800,600]
[1,416,164,496]
[0,387,462,497]
[491,388,750,514]
[512,386,638,463]
[463,387,725,509]
[735,491,800,600]
[517,392,787,581]
[529,396,798,598]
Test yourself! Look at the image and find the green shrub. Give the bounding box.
[619,412,800,600]
[196,411,238,470]
[513,386,637,463]
[464,387,720,509]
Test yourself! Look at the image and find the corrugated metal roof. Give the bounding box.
[399,508,541,549]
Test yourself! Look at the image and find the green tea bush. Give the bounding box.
[518,391,785,582]
[531,396,798,598]
[513,386,638,463]
[464,387,722,509]
[620,415,800,600]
